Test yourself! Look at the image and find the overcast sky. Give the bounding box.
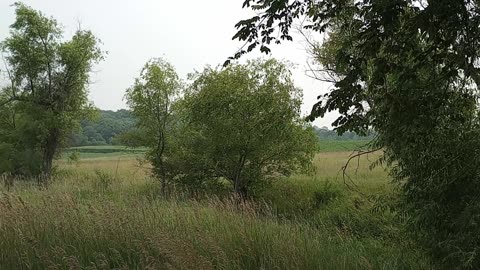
[0,0,337,127]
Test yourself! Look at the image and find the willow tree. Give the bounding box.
[179,59,317,198]
[0,3,103,180]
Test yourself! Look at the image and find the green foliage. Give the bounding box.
[312,180,341,208]
[0,102,43,176]
[316,140,370,153]
[124,58,181,193]
[68,109,136,146]
[93,169,117,192]
[112,127,148,147]
[233,1,480,268]
[66,151,80,165]
[0,2,103,179]
[0,193,429,270]
[176,59,317,197]
[0,152,432,269]
[63,146,146,160]
[313,126,374,141]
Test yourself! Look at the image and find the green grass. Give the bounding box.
[63,145,147,160]
[317,140,371,153]
[0,142,432,269]
[63,140,372,161]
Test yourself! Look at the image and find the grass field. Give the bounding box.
[0,141,432,269]
[63,145,148,160]
[62,140,372,160]
[316,139,371,153]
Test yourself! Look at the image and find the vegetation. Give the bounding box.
[68,109,136,146]
[62,140,366,162]
[173,59,317,197]
[124,58,181,194]
[1,1,479,269]
[0,150,431,269]
[66,111,368,148]
[233,1,480,268]
[313,126,374,141]
[0,3,103,180]
[69,111,367,148]
[63,145,147,160]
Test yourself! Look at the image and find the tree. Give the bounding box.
[232,1,480,268]
[0,2,103,180]
[125,58,181,194]
[179,59,317,198]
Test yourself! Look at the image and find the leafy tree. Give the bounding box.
[125,58,181,194]
[178,59,317,197]
[0,99,43,177]
[0,2,103,180]
[232,1,480,268]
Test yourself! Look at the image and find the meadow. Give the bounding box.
[63,145,148,160]
[0,141,432,269]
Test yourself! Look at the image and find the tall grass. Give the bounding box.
[0,149,432,269]
[0,193,429,269]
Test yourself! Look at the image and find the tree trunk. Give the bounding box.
[155,130,167,196]
[42,127,60,182]
[233,154,248,199]
[234,181,248,199]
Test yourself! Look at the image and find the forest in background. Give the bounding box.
[68,110,371,147]
[68,110,135,146]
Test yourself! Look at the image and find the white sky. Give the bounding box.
[0,0,337,127]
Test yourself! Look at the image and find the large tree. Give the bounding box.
[178,59,317,197]
[0,2,103,180]
[231,1,480,268]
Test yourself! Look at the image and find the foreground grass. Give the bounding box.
[0,146,431,269]
[0,193,427,269]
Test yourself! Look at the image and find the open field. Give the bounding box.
[62,140,372,161]
[316,139,371,153]
[0,142,432,269]
[63,145,148,160]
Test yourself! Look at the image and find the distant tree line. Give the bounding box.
[67,112,370,147]
[312,126,373,141]
[68,109,136,146]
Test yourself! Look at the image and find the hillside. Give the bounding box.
[68,110,136,146]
